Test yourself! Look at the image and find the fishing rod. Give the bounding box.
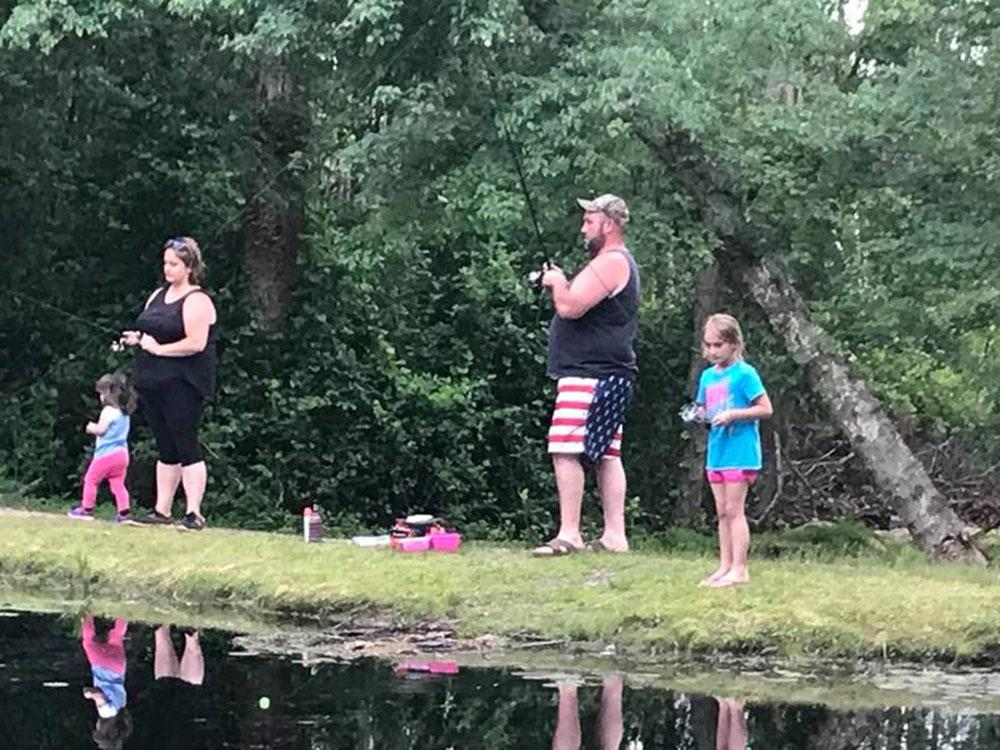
[3,11,440,356]
[485,68,629,299]
[10,289,123,339]
[482,68,679,384]
[485,69,548,258]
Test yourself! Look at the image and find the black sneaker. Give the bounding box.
[177,512,206,531]
[135,510,173,525]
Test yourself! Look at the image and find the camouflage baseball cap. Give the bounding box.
[577,194,629,226]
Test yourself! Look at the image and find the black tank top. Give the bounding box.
[547,249,640,379]
[133,287,217,398]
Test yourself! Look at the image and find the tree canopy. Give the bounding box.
[1,0,997,539]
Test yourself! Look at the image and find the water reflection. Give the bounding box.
[715,698,747,750]
[80,616,132,749]
[551,676,625,750]
[153,625,204,687]
[550,677,747,750]
[1,608,1000,749]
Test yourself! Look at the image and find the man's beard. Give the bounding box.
[584,233,605,256]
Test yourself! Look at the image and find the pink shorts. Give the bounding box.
[706,469,758,484]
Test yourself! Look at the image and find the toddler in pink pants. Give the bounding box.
[68,373,137,523]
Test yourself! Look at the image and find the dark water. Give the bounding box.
[2,610,999,749]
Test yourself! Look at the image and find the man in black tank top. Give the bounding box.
[533,194,640,558]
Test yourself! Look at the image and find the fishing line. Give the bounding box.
[9,289,121,337]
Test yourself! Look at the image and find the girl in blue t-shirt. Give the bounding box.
[68,373,137,523]
[694,314,773,588]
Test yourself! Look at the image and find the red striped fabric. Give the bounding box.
[548,376,623,459]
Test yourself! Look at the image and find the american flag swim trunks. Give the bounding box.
[547,375,633,464]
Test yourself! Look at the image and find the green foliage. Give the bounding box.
[5,513,1000,664]
[857,347,995,430]
[1,0,1000,537]
[756,519,897,561]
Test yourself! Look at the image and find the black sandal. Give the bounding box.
[532,539,582,557]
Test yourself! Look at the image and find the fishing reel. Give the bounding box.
[679,402,707,425]
[110,331,141,353]
[526,261,553,289]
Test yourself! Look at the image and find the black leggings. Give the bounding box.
[139,380,205,466]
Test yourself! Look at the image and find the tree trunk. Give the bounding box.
[674,262,721,528]
[740,257,985,563]
[641,127,986,564]
[241,55,305,329]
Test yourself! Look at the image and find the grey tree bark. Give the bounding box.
[740,258,985,563]
[240,55,305,329]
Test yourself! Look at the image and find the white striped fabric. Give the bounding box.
[547,377,623,458]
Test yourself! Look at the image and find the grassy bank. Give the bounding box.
[2,509,1000,665]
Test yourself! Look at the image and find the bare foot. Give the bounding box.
[698,568,729,587]
[708,572,749,588]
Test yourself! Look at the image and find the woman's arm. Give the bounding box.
[140,293,216,357]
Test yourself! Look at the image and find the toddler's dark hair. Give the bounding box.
[95,374,138,414]
[93,708,133,750]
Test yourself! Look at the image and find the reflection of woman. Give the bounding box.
[715,697,747,750]
[123,237,217,531]
[80,615,133,749]
[154,624,205,686]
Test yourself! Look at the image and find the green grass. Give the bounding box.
[2,509,1000,665]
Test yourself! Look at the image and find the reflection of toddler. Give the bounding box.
[81,615,128,719]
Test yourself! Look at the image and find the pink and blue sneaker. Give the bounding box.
[67,506,94,521]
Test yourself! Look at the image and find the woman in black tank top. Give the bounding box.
[121,237,217,531]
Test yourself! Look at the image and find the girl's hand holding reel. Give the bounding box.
[680,403,740,429]
[679,402,707,426]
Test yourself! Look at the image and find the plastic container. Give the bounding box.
[388,513,462,553]
[393,531,462,553]
[395,536,432,553]
[429,532,462,552]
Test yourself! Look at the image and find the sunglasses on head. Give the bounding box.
[166,237,187,250]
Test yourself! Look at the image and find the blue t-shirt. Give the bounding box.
[94,406,130,457]
[696,361,766,470]
[91,666,127,712]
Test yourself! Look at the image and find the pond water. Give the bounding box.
[2,608,999,749]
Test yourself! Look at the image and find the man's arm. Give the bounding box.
[542,253,630,319]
